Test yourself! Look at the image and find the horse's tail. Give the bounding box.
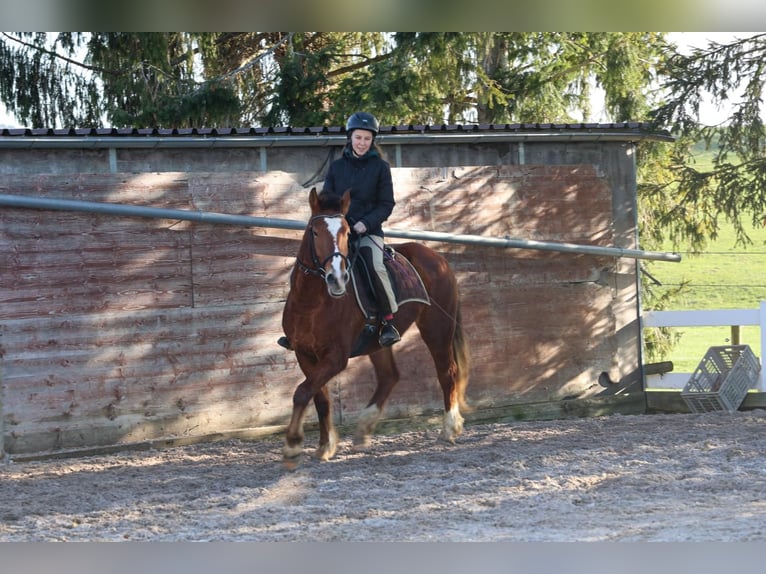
[452,302,473,413]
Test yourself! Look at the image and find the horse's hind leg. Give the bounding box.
[417,310,468,445]
[353,348,399,448]
[313,385,338,461]
[433,370,464,444]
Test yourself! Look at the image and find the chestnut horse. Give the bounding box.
[281,188,469,464]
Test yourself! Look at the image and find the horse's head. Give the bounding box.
[304,187,352,298]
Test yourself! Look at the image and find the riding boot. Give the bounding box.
[277,336,293,350]
[359,244,400,347]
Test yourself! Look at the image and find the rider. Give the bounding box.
[277,111,400,350]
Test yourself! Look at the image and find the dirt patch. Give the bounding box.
[2,410,766,541]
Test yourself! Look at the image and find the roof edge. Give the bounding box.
[0,122,674,149]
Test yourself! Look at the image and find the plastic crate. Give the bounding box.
[681,345,761,413]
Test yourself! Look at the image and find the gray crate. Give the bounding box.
[681,345,761,413]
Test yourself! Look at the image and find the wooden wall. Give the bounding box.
[0,162,638,456]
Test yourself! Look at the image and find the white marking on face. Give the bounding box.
[324,216,345,279]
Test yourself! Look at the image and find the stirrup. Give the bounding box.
[378,322,401,347]
[277,336,293,350]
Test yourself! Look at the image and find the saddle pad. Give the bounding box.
[350,248,430,319]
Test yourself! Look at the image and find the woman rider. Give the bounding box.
[278,111,400,349]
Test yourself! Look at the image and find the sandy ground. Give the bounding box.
[2,409,766,542]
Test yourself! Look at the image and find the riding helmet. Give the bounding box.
[345,111,379,137]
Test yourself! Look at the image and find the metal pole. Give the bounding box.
[384,228,681,262]
[0,192,681,262]
[0,192,306,231]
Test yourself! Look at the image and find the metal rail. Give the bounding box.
[0,193,681,262]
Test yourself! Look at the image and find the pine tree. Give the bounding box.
[648,33,766,249]
[2,32,669,129]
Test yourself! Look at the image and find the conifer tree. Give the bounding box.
[647,33,766,250]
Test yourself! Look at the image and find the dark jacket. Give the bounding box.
[323,145,395,238]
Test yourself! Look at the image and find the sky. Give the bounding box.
[0,32,760,129]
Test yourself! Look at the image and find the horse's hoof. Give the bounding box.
[352,435,372,450]
[283,442,303,468]
[283,456,301,471]
[438,431,458,445]
[314,448,336,462]
[441,410,464,445]
[314,429,339,461]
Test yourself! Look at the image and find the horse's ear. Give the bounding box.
[341,189,351,215]
[309,187,319,214]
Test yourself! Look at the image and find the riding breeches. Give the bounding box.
[358,234,398,315]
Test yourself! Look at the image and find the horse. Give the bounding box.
[280,187,470,464]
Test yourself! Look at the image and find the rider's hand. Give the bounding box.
[353,221,367,235]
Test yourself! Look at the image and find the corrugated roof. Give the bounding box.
[0,122,674,149]
[0,121,667,138]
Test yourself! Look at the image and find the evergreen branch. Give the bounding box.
[216,32,295,82]
[324,51,395,78]
[1,32,120,76]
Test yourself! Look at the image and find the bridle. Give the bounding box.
[295,214,353,282]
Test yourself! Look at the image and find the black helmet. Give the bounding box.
[345,111,379,136]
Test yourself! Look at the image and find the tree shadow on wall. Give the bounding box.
[0,170,314,455]
[0,160,631,456]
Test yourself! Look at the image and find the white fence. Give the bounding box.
[642,301,766,391]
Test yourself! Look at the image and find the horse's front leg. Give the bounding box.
[283,380,314,466]
[313,385,338,461]
[283,355,347,466]
[284,383,338,464]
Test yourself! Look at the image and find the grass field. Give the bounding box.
[642,139,766,373]
[645,219,766,372]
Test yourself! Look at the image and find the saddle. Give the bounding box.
[348,244,430,356]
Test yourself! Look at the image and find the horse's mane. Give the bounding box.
[316,190,344,212]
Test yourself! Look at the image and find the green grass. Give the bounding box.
[646,219,766,371]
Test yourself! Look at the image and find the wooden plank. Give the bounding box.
[644,308,759,327]
[389,166,614,245]
[8,394,648,462]
[0,214,193,318]
[1,172,191,204]
[188,171,309,218]
[461,392,647,423]
[645,389,766,413]
[190,230,296,307]
[0,305,296,453]
[645,361,674,375]
[1,173,196,319]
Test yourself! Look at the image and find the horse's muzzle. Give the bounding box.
[325,270,350,298]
